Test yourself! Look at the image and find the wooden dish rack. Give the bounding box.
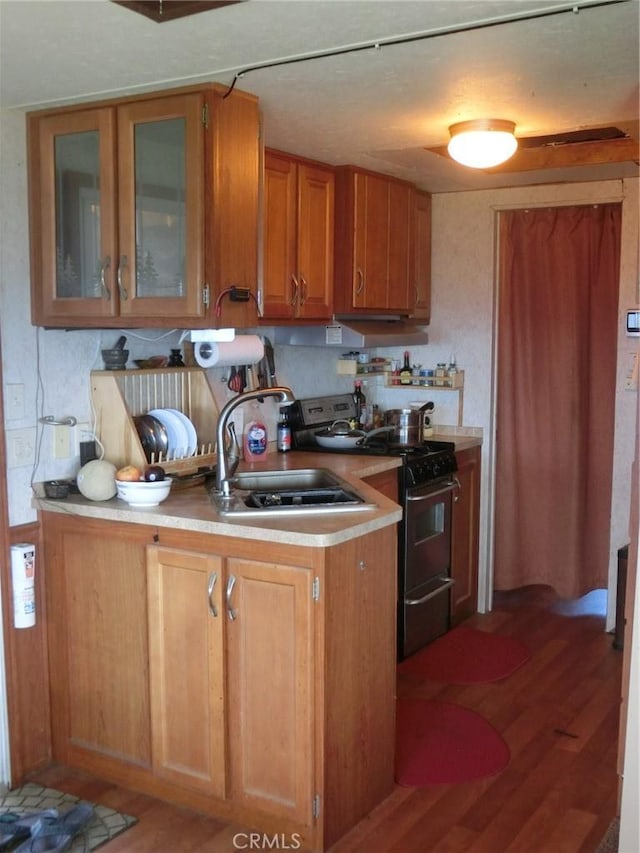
[91,368,220,475]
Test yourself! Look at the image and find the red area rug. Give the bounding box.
[398,625,530,684]
[395,697,510,786]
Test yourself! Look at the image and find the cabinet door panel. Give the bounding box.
[117,94,204,319]
[262,152,297,319]
[34,109,117,321]
[297,163,334,318]
[451,447,481,623]
[147,546,225,797]
[47,524,150,765]
[354,173,389,309]
[387,181,412,311]
[226,558,314,824]
[413,190,432,320]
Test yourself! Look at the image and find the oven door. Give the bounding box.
[402,479,454,591]
[403,574,455,657]
[399,478,455,659]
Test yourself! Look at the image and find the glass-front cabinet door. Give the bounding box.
[116,94,204,319]
[36,109,118,321]
[29,93,205,325]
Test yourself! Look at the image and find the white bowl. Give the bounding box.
[116,478,172,507]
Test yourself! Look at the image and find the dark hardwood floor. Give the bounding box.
[26,586,622,852]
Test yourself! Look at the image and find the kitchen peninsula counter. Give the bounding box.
[38,448,401,851]
[35,450,402,547]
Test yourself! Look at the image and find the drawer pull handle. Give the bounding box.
[100,256,111,300]
[117,255,128,301]
[226,574,237,621]
[207,571,218,618]
[290,274,299,307]
[406,577,455,606]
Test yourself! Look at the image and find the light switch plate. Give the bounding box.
[6,427,36,468]
[624,351,638,391]
[5,383,25,420]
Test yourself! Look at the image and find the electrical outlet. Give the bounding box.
[5,383,25,421]
[73,422,94,455]
[53,424,71,459]
[6,427,36,469]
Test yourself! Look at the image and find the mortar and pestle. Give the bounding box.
[101,335,129,370]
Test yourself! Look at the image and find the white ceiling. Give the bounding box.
[1,0,638,193]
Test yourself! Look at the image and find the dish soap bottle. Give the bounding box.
[244,406,268,462]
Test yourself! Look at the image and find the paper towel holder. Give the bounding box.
[179,328,236,344]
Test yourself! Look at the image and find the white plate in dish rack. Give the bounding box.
[148,408,190,459]
[164,409,198,456]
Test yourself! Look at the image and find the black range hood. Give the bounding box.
[272,318,429,348]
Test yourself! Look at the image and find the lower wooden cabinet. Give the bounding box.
[451,446,481,624]
[147,547,226,798]
[147,547,314,822]
[43,519,151,768]
[41,512,396,851]
[226,556,314,824]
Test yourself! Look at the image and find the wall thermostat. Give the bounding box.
[626,308,640,337]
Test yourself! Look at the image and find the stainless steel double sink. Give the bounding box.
[211,468,377,518]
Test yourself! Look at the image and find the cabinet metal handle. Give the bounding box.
[207,571,218,617]
[117,255,128,301]
[100,256,111,300]
[405,577,455,606]
[299,274,307,305]
[356,267,365,296]
[453,476,462,503]
[290,274,299,307]
[226,574,237,621]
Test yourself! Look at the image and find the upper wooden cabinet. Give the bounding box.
[411,189,432,322]
[334,166,414,315]
[261,150,334,320]
[27,85,260,329]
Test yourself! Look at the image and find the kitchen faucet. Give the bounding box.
[214,386,296,497]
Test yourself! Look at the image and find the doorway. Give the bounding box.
[494,203,622,599]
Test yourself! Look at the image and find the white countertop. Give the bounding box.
[35,451,403,548]
[35,438,481,547]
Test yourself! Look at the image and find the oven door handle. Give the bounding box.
[405,577,455,606]
[406,482,456,503]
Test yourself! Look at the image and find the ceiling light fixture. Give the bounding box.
[447,119,518,168]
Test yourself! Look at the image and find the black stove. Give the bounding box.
[288,394,457,487]
[289,394,459,660]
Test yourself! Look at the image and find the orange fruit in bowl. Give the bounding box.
[116,465,143,482]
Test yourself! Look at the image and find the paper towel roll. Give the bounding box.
[11,543,36,629]
[194,335,264,368]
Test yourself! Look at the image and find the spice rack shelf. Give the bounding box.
[336,359,391,377]
[385,370,464,390]
[91,368,220,475]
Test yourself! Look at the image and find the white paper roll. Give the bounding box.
[194,335,264,368]
[11,543,36,629]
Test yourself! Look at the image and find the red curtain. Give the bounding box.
[494,203,621,599]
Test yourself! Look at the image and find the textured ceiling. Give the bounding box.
[0,0,638,192]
